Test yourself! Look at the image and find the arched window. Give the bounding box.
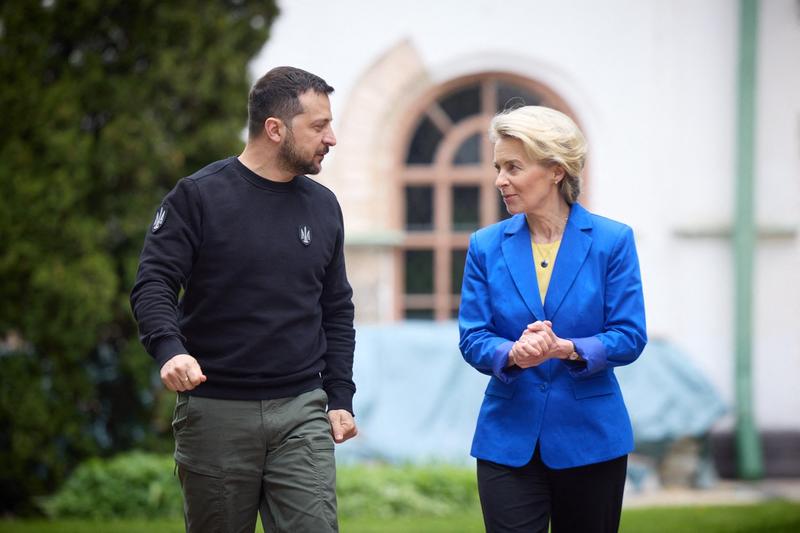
[396,73,579,320]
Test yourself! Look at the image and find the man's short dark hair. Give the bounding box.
[247,66,334,139]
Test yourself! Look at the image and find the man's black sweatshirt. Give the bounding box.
[130,157,356,413]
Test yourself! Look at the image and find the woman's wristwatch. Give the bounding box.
[567,341,582,361]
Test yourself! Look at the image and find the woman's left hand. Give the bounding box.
[510,321,555,368]
[523,321,576,360]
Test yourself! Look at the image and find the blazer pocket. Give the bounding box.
[485,378,516,399]
[571,373,614,399]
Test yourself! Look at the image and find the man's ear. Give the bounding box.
[264,117,284,143]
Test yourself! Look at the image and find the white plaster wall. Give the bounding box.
[250,0,800,429]
[752,0,800,431]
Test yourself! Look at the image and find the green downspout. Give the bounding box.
[734,0,763,479]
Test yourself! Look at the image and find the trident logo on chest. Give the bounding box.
[298,225,312,246]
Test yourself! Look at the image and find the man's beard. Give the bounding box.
[278,129,325,176]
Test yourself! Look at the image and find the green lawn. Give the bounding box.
[619,502,800,533]
[1,502,799,532]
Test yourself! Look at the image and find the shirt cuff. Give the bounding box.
[153,336,189,369]
[491,340,523,383]
[325,386,355,416]
[565,336,607,378]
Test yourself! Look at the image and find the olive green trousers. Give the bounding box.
[171,388,337,533]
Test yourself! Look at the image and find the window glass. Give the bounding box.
[440,84,481,123]
[404,249,434,294]
[405,309,435,320]
[452,186,480,232]
[453,133,481,165]
[496,82,541,112]
[451,249,468,295]
[405,185,434,231]
[406,116,443,164]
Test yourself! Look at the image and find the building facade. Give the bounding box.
[252,0,800,473]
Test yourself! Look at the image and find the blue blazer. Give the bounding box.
[459,202,647,469]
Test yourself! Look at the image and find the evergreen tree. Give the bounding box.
[0,0,277,513]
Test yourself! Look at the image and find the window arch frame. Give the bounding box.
[391,72,585,321]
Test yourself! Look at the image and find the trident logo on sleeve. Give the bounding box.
[152,207,167,233]
[298,225,312,246]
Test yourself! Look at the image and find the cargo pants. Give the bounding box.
[171,388,337,532]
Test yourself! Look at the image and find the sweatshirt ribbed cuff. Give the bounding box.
[153,336,189,369]
[325,386,355,416]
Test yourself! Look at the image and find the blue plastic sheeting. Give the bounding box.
[336,321,484,464]
[614,337,727,442]
[336,322,726,464]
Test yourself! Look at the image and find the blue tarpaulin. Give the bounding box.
[336,322,726,464]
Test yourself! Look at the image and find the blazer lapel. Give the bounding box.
[544,203,592,319]
[501,214,546,320]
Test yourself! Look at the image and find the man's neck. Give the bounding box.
[238,142,294,183]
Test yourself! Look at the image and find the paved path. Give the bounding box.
[624,479,800,508]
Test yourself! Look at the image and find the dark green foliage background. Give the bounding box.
[0,0,277,513]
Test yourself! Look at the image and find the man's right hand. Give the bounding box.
[160,354,207,392]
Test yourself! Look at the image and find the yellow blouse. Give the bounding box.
[530,237,561,304]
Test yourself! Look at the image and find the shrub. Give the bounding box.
[42,452,182,519]
[43,454,480,520]
[336,463,479,519]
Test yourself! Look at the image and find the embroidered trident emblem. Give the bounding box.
[298,225,312,246]
[152,207,167,233]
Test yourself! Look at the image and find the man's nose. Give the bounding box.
[324,127,337,147]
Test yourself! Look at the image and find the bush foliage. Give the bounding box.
[0,0,277,513]
[43,453,480,520]
[42,453,182,519]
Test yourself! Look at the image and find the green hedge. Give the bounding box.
[42,453,182,519]
[337,463,479,519]
[43,453,479,520]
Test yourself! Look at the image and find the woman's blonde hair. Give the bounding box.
[489,106,586,204]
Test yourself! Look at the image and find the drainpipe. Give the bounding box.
[734,0,763,479]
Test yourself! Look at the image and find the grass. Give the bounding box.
[619,502,800,533]
[1,502,799,532]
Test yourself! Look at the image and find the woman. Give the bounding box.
[458,106,647,533]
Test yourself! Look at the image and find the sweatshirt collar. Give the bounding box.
[231,156,300,192]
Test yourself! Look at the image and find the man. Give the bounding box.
[130,66,357,532]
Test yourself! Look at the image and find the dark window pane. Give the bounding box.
[405,249,434,294]
[405,185,433,231]
[452,186,480,232]
[439,84,481,123]
[451,249,467,295]
[406,116,443,164]
[496,82,542,112]
[497,191,512,221]
[405,308,434,320]
[454,133,481,165]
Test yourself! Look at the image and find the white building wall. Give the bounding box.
[251,0,800,430]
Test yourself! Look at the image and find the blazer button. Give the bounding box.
[540,383,548,392]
